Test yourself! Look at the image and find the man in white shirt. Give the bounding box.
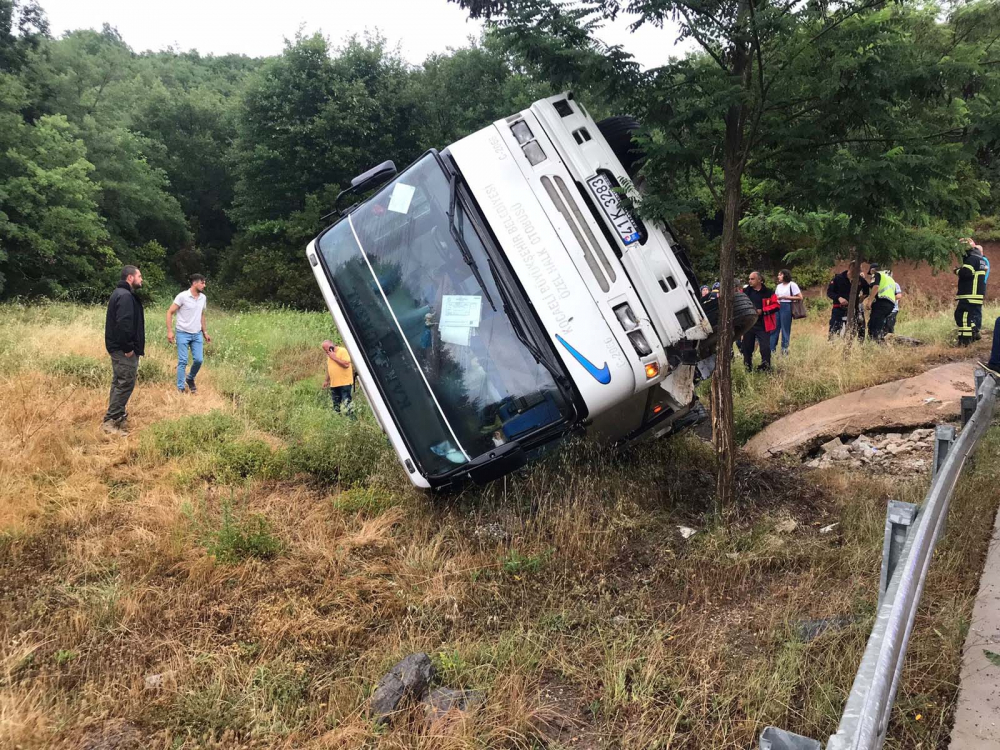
[166,274,212,393]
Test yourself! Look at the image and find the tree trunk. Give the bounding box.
[844,245,863,340]
[711,27,751,519]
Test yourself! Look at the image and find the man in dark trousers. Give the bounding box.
[955,239,987,345]
[741,271,775,372]
[103,265,145,435]
[866,264,899,342]
[827,261,870,339]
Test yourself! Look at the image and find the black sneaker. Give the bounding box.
[185,378,197,394]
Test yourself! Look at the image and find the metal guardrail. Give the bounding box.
[760,369,999,750]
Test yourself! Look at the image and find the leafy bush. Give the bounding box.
[214,439,283,483]
[143,410,242,458]
[137,358,171,384]
[973,215,1000,243]
[46,354,105,388]
[284,420,393,485]
[788,260,831,290]
[205,499,284,563]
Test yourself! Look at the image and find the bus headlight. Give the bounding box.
[613,303,638,330]
[522,141,546,165]
[511,121,534,144]
[627,330,652,356]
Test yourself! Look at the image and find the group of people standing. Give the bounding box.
[100,263,356,435]
[826,261,902,342]
[733,269,803,373]
[101,267,211,435]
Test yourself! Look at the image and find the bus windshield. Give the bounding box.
[317,153,573,479]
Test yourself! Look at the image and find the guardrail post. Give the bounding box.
[974,367,985,400]
[879,500,918,606]
[933,425,955,476]
[759,727,822,750]
[961,396,977,426]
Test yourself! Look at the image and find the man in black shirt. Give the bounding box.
[827,261,870,339]
[741,271,774,372]
[103,265,145,435]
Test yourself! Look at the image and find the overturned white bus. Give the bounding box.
[306,92,753,489]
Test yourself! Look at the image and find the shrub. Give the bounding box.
[137,358,171,384]
[143,410,242,458]
[46,354,105,388]
[789,260,831,290]
[214,439,283,483]
[205,499,284,563]
[284,420,393,485]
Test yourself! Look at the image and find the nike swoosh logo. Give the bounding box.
[555,335,611,384]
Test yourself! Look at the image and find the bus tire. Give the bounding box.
[596,116,644,178]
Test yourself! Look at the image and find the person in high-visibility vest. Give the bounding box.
[955,241,988,346]
[866,264,898,342]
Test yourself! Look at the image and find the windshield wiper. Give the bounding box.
[487,255,569,387]
[447,170,496,312]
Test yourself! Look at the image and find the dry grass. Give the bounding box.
[0,302,997,749]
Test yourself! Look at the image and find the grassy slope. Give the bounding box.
[0,302,997,749]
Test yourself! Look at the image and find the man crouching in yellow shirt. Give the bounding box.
[321,339,355,418]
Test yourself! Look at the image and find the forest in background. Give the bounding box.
[2,0,1000,307]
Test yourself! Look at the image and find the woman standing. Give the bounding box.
[772,269,802,355]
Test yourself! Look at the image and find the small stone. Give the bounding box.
[805,459,821,469]
[677,526,697,540]
[863,448,876,459]
[370,653,435,723]
[143,671,174,690]
[820,437,845,455]
[831,447,851,461]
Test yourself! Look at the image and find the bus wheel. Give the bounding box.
[596,116,644,178]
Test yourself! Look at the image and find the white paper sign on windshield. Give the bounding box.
[387,183,415,214]
[438,295,482,348]
[439,295,482,328]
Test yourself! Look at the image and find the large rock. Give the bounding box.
[370,653,435,723]
[745,360,978,458]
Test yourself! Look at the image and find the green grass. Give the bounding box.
[192,497,285,563]
[142,410,243,458]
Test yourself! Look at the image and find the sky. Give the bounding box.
[38,0,695,70]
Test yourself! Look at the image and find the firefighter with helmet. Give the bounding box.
[955,238,987,346]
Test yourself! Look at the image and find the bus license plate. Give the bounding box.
[586,173,640,245]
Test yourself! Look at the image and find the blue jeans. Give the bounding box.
[176,331,203,390]
[770,303,793,354]
[330,385,355,417]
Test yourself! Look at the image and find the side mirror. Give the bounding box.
[351,160,397,191]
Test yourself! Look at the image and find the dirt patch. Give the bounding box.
[537,675,603,750]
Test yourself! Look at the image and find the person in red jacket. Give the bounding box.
[741,271,777,372]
